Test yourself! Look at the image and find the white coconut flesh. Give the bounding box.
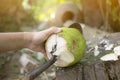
[46,34,74,67]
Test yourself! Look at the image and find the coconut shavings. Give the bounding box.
[105,44,114,50]
[94,46,100,56]
[100,46,120,61]
[100,53,118,61]
[114,46,120,56]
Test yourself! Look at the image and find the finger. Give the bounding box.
[43,27,61,39]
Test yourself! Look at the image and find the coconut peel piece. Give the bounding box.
[100,46,120,61]
[46,28,86,67]
[105,44,114,50]
[94,45,100,56]
[114,46,120,56]
[100,53,118,61]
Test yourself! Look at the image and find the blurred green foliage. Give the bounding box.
[23,0,81,21]
[26,0,119,23]
[0,0,119,32]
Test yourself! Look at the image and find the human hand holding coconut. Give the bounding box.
[24,23,86,80]
[27,27,61,54]
[46,27,86,67]
[0,27,61,53]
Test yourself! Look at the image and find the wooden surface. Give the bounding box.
[56,32,120,80]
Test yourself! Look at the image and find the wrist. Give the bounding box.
[23,32,34,48]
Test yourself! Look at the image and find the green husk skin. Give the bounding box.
[59,27,86,66]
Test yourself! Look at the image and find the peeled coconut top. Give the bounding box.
[45,27,86,67]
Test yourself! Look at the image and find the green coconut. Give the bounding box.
[45,27,86,67]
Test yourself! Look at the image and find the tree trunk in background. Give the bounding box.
[82,0,120,32]
[108,0,120,32]
[82,0,104,28]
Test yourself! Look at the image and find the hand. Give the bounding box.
[28,27,61,53]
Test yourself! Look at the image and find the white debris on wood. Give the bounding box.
[100,46,120,61]
[19,54,39,74]
[94,45,100,56]
[100,39,114,50]
[105,44,114,50]
[100,53,118,61]
[114,46,120,56]
[47,72,56,79]
[99,39,109,46]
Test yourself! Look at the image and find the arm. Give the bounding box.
[0,27,61,53]
[0,32,31,52]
